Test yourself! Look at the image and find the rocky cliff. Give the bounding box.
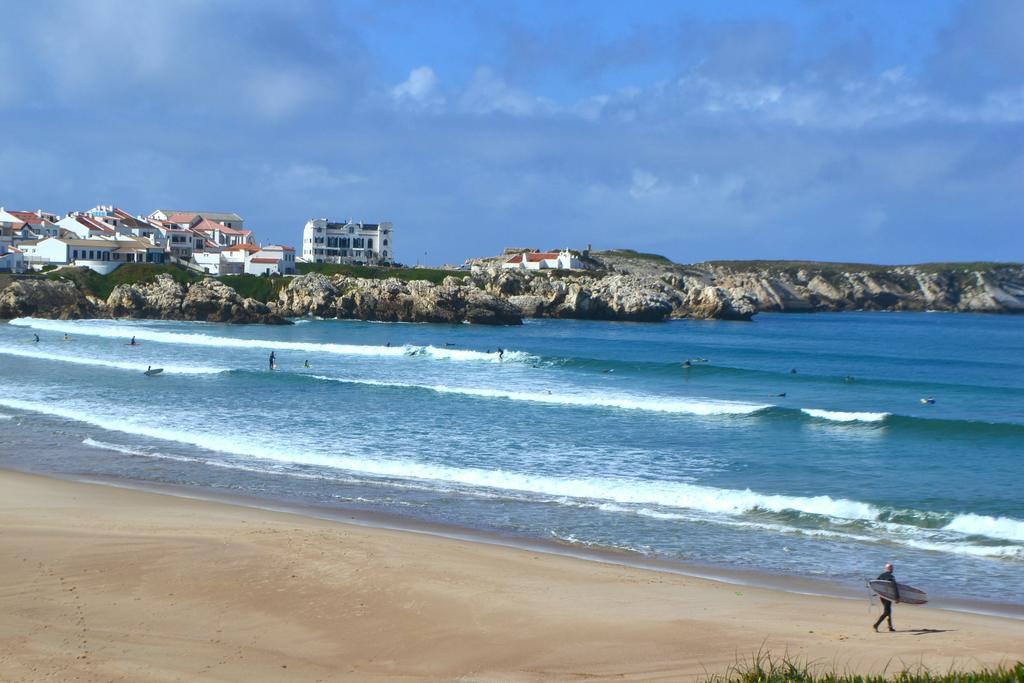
[699,262,1024,314]
[465,251,1024,318]
[106,275,286,324]
[0,273,286,324]
[276,273,522,325]
[1,258,1021,326]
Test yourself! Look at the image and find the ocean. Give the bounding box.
[1,313,1022,611]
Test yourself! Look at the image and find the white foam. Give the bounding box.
[0,346,225,375]
[0,413,11,420]
[0,396,876,521]
[311,375,770,416]
[944,513,1024,543]
[9,318,527,363]
[83,437,148,456]
[801,408,890,423]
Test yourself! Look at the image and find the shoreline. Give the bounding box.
[2,468,1023,681]
[61,469,1024,621]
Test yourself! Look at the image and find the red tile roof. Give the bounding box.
[190,217,247,235]
[224,243,261,253]
[8,211,45,225]
[250,257,280,264]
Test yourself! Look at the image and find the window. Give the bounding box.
[367,239,373,249]
[383,239,388,246]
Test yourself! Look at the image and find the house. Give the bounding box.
[20,236,165,273]
[302,218,393,265]
[190,217,254,248]
[221,242,262,274]
[0,208,59,244]
[162,224,197,259]
[57,214,116,239]
[0,245,25,272]
[192,250,226,275]
[150,209,244,231]
[244,245,296,276]
[502,249,583,271]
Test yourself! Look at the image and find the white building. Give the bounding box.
[0,245,25,272]
[20,236,166,273]
[245,245,296,276]
[149,209,244,231]
[502,249,584,271]
[302,218,393,265]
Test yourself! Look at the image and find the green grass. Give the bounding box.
[704,652,1023,683]
[216,274,290,303]
[297,262,470,285]
[43,264,291,303]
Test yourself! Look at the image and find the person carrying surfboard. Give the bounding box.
[872,562,900,632]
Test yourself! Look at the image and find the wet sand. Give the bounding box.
[1,469,1021,682]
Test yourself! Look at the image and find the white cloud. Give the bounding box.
[458,67,554,116]
[392,66,441,103]
[629,169,662,198]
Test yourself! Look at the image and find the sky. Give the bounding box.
[0,0,1021,265]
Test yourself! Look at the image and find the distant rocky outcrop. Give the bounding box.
[276,273,522,325]
[699,262,1024,314]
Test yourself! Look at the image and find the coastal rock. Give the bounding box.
[278,273,522,325]
[106,274,186,319]
[106,275,287,324]
[277,273,339,318]
[0,278,99,319]
[180,278,287,324]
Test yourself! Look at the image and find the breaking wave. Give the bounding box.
[9,318,529,363]
[0,345,225,375]
[309,375,771,416]
[800,408,891,423]
[3,395,1021,559]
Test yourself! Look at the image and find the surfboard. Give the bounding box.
[144,368,163,376]
[868,579,928,604]
[125,343,142,347]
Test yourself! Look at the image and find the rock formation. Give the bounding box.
[1,258,1021,326]
[276,273,522,325]
[106,275,286,324]
[0,278,100,319]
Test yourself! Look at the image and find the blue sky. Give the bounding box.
[0,0,1020,265]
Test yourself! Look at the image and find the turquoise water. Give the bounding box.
[1,313,1022,606]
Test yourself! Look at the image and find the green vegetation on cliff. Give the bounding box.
[297,262,470,285]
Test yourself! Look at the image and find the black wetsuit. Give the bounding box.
[873,570,900,631]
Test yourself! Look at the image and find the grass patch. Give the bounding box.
[298,262,470,285]
[705,652,1023,683]
[216,274,290,303]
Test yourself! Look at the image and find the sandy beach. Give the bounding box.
[0,469,1020,682]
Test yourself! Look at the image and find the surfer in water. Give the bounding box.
[303,359,310,369]
[129,336,138,346]
[33,334,39,343]
[872,562,899,632]
[497,348,504,360]
[269,351,277,370]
